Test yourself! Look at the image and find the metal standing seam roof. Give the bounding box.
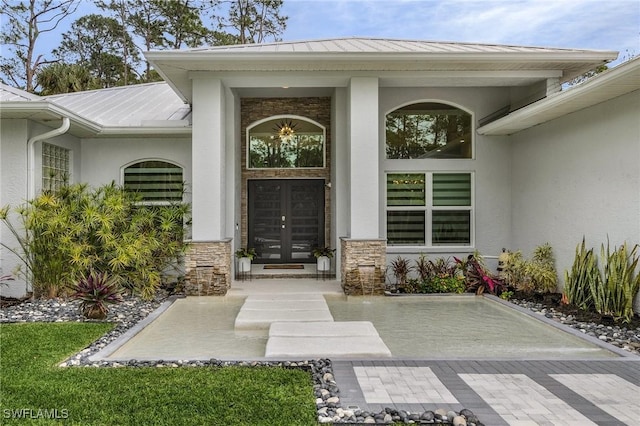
[43,82,191,127]
[182,37,599,55]
[0,83,41,101]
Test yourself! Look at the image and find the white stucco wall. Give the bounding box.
[379,87,513,265]
[80,138,192,198]
[0,120,81,297]
[511,90,640,310]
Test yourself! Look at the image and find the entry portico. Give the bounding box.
[143,37,619,295]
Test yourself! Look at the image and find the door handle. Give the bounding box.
[281,215,286,222]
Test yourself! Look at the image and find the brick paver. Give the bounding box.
[333,360,640,425]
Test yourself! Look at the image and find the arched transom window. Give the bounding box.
[247,116,325,168]
[386,102,472,159]
[123,160,183,203]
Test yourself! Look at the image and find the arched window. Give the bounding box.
[123,160,183,203]
[247,116,325,168]
[386,102,472,159]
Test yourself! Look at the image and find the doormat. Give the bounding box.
[263,264,305,270]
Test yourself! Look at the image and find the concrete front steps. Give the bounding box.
[266,321,392,358]
[234,293,392,358]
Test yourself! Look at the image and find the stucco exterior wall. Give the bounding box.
[80,137,192,200]
[378,87,513,265]
[511,90,640,309]
[0,120,81,297]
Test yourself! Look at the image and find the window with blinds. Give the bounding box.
[386,172,472,247]
[42,143,70,192]
[124,161,183,203]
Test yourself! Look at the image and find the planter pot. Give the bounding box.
[317,255,331,272]
[238,257,252,273]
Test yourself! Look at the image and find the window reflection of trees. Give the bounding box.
[386,103,472,159]
[249,127,324,168]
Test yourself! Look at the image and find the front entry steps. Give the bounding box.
[234,293,333,330]
[234,293,392,358]
[265,321,392,358]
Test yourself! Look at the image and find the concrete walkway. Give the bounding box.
[97,278,640,425]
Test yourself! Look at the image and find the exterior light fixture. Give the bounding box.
[274,120,297,143]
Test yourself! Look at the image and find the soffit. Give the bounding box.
[145,37,617,103]
[477,58,640,135]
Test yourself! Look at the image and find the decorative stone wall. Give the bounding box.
[340,238,387,295]
[183,240,231,296]
[240,97,332,248]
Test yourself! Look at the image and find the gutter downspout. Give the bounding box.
[27,117,71,199]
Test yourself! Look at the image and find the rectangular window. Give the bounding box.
[386,172,473,247]
[42,143,70,192]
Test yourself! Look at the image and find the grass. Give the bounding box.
[0,323,317,425]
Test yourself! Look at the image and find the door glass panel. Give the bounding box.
[289,181,323,260]
[250,182,282,261]
[249,180,324,263]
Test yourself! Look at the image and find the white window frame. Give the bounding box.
[42,142,71,192]
[385,171,475,250]
[246,114,327,170]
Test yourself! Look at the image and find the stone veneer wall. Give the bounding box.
[240,97,332,249]
[340,238,387,295]
[184,240,231,296]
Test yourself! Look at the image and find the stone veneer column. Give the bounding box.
[183,239,231,296]
[340,238,386,295]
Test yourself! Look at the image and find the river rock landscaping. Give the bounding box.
[2,294,639,424]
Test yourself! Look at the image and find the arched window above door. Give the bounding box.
[247,116,325,168]
[386,102,472,159]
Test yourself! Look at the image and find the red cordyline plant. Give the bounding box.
[72,271,124,319]
[455,254,505,295]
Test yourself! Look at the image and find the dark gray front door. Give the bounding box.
[248,179,325,263]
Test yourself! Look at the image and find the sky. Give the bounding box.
[24,0,640,68]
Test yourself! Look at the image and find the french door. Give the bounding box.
[248,179,325,263]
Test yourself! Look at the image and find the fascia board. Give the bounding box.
[96,127,192,138]
[0,101,102,134]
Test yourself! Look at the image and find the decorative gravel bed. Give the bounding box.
[510,299,640,356]
[4,295,640,425]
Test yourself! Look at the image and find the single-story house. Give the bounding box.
[1,37,639,307]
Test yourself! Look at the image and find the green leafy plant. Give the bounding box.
[71,271,124,319]
[501,244,558,294]
[312,246,335,258]
[564,238,640,323]
[500,290,514,300]
[423,276,465,294]
[564,238,598,311]
[0,183,190,299]
[235,247,257,260]
[596,241,640,322]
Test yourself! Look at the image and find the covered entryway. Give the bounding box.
[248,179,325,263]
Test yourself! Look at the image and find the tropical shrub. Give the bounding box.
[422,276,465,294]
[457,254,505,295]
[235,247,257,260]
[389,256,412,291]
[72,271,124,319]
[564,238,598,311]
[0,183,190,299]
[501,243,558,294]
[564,238,640,323]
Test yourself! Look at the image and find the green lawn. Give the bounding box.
[0,323,317,425]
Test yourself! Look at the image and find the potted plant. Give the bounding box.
[313,247,335,272]
[71,271,123,320]
[235,247,257,273]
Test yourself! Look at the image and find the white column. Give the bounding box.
[348,77,379,238]
[191,77,225,240]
